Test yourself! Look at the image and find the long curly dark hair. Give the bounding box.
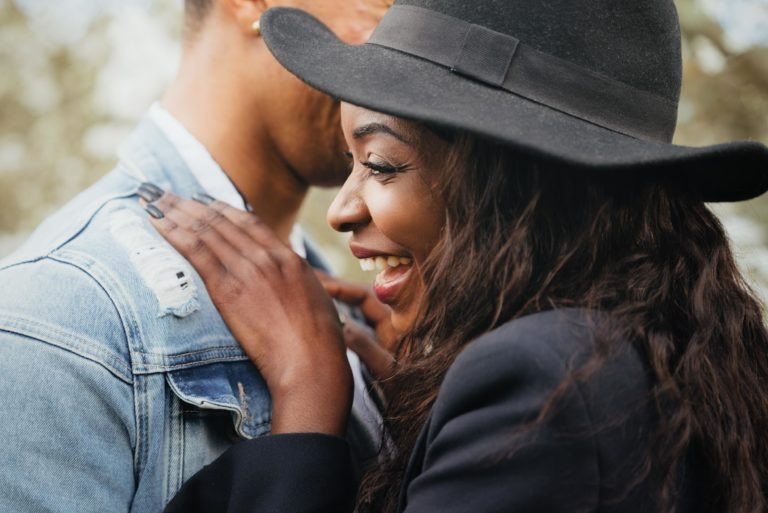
[357,133,768,513]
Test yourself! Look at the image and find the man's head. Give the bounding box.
[179,0,390,188]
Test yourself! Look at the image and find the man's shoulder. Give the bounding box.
[0,170,138,370]
[0,169,243,374]
[0,253,135,382]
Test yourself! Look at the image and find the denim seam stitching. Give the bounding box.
[133,354,251,374]
[52,250,252,370]
[50,249,148,357]
[175,390,185,496]
[138,346,247,359]
[165,387,183,501]
[133,374,150,479]
[50,242,157,480]
[0,314,132,383]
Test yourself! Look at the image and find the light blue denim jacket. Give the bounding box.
[0,118,379,512]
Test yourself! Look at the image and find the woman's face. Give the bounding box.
[328,104,450,332]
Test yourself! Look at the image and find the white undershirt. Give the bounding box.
[148,103,306,258]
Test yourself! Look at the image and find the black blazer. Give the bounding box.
[165,309,696,512]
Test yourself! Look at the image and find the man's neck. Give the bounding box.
[160,43,307,245]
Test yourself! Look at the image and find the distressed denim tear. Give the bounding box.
[110,207,200,318]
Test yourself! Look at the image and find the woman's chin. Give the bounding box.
[385,288,422,336]
[389,310,415,335]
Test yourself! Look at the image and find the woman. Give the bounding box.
[153,0,768,511]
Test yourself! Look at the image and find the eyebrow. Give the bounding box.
[352,123,414,147]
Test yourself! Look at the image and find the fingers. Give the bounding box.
[145,188,295,277]
[317,273,392,324]
[146,205,228,283]
[142,187,325,311]
[342,319,396,381]
[317,271,369,304]
[317,273,397,349]
[196,193,286,252]
[148,191,251,275]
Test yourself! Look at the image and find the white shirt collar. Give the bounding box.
[147,103,306,258]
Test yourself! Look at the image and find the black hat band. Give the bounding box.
[368,5,678,142]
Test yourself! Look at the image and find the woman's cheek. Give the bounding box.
[369,185,438,254]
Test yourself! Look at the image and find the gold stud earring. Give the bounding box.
[251,19,261,36]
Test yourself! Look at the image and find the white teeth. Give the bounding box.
[358,256,412,272]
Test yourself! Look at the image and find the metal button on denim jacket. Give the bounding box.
[0,119,376,513]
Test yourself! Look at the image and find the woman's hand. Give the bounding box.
[145,190,352,437]
[316,273,397,381]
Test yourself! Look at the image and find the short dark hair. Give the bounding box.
[184,0,213,33]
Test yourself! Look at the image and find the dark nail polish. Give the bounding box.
[192,193,216,205]
[137,185,162,202]
[145,204,165,219]
[140,182,164,196]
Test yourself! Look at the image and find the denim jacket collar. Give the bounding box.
[117,117,207,196]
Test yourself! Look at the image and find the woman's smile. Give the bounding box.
[351,244,415,304]
[372,263,412,303]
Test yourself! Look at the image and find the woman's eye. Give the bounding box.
[364,162,397,175]
[362,155,401,176]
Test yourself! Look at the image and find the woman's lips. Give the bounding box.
[372,264,412,304]
[356,255,414,304]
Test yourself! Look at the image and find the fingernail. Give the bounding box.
[192,193,216,205]
[140,182,164,196]
[137,185,162,202]
[145,204,164,219]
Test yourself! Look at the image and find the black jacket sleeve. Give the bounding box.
[163,433,357,513]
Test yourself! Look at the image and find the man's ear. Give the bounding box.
[219,0,268,34]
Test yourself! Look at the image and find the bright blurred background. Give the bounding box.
[0,0,767,298]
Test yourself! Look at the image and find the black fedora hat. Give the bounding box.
[261,0,768,202]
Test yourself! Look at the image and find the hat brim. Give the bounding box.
[261,7,768,202]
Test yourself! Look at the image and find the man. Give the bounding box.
[0,0,387,511]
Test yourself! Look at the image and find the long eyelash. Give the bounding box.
[362,161,404,175]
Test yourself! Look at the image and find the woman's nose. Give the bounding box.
[327,177,369,233]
